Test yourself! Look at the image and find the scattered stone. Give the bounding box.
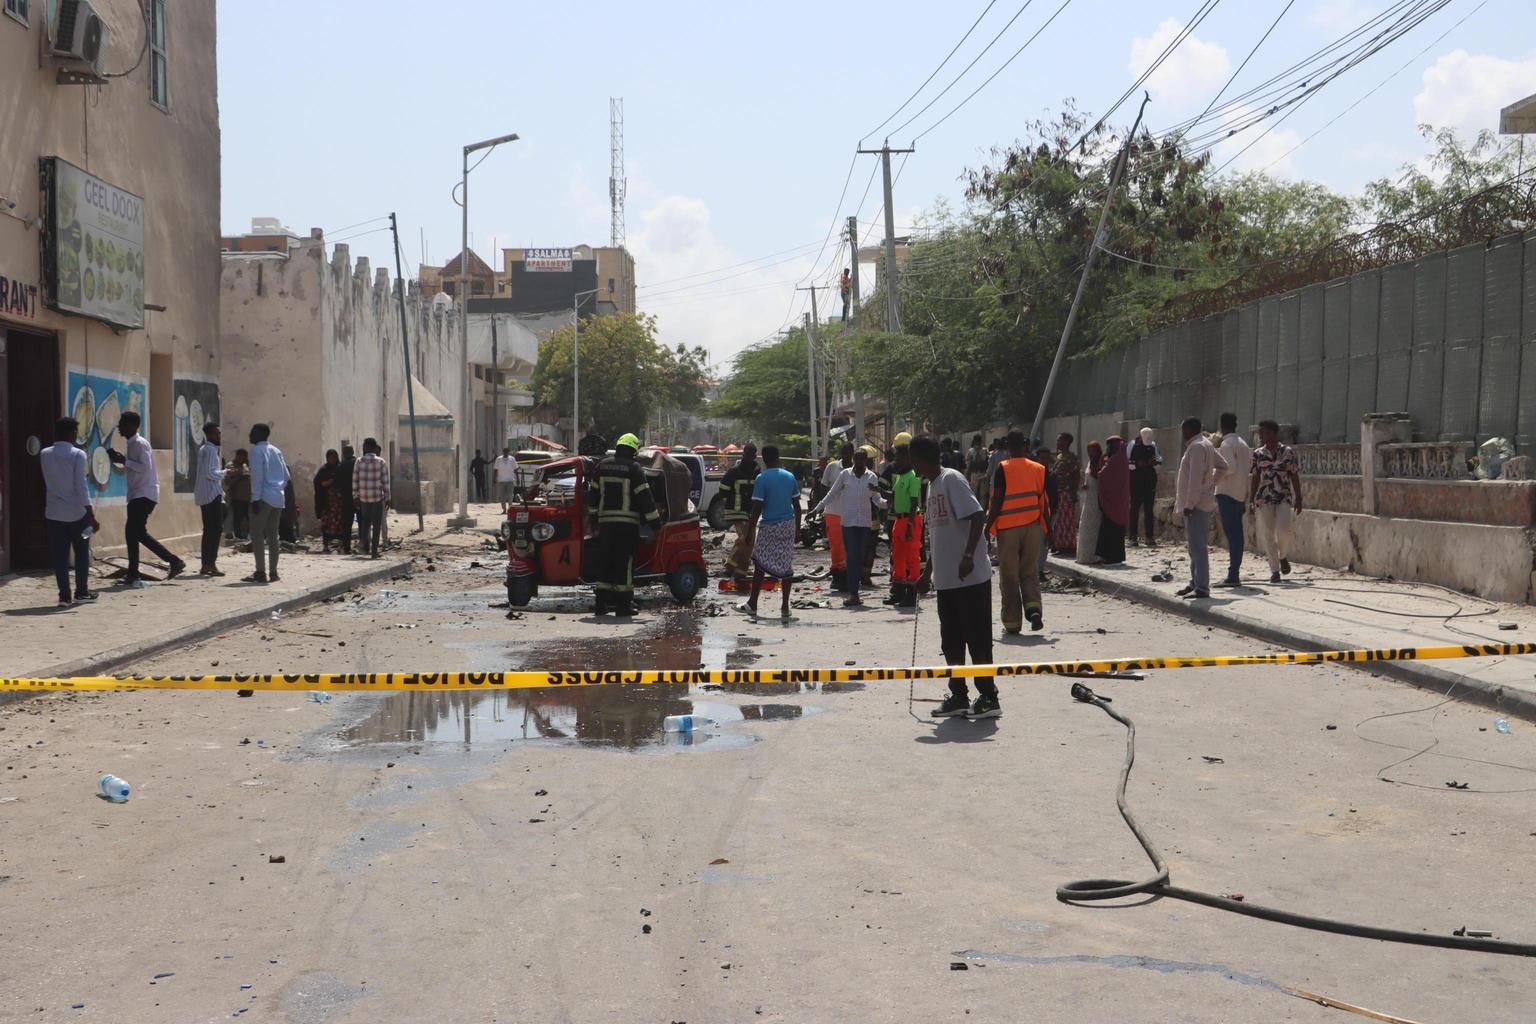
[640,909,652,917]
[710,858,729,865]
[642,924,652,935]
[720,962,732,971]
[528,818,545,823]
[950,962,968,971]
[535,789,547,796]
[1325,724,1337,730]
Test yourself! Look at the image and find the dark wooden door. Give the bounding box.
[3,327,60,572]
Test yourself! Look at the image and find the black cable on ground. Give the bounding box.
[1056,682,1536,958]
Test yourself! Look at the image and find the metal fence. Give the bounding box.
[1047,230,1536,449]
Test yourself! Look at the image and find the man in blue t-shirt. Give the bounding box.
[741,445,803,620]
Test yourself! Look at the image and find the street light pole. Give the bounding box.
[571,287,600,450]
[449,131,519,529]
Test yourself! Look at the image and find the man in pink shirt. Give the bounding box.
[1173,416,1228,600]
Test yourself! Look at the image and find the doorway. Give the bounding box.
[0,325,61,574]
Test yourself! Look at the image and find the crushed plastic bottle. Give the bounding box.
[662,714,715,734]
[307,691,331,704]
[1494,716,1511,734]
[98,773,131,802]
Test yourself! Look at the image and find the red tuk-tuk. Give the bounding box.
[503,451,708,609]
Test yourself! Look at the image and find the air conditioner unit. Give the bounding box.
[53,0,108,70]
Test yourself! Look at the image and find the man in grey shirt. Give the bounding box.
[912,435,1001,721]
[40,416,99,607]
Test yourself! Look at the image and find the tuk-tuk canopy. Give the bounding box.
[636,449,696,523]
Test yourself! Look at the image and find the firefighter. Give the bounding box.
[586,432,661,616]
[883,432,924,608]
[719,443,759,579]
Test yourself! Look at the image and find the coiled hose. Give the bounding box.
[1056,682,1536,958]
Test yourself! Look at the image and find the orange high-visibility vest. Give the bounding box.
[995,457,1049,532]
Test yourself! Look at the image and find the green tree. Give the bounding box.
[708,327,813,451]
[533,312,669,438]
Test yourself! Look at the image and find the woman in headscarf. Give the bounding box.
[314,448,343,553]
[1048,433,1081,555]
[1095,436,1130,565]
[1076,441,1104,564]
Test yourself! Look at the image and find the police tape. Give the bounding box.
[1,642,1531,693]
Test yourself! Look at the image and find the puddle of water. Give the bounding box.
[340,690,815,753]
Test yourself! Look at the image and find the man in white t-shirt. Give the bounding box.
[912,435,1000,721]
[493,448,519,510]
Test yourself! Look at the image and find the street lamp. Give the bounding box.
[571,286,600,449]
[449,130,519,529]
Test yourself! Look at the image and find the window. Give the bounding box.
[4,0,28,26]
[148,0,169,111]
[607,277,615,292]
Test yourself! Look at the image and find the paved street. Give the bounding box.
[3,531,1534,1023]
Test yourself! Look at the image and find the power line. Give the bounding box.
[1187,0,1298,129]
[911,0,1079,144]
[640,243,835,299]
[639,238,825,289]
[860,0,1002,144]
[888,0,1043,141]
[1257,0,1490,174]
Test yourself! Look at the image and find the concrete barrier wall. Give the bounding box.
[1045,230,1535,449]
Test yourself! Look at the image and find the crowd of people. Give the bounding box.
[38,415,401,610]
[706,416,1305,719]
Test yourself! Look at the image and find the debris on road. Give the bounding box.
[267,855,285,863]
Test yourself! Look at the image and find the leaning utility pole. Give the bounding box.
[797,284,823,459]
[388,212,426,533]
[857,141,915,333]
[1028,94,1151,447]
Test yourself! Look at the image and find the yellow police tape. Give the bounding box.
[1,642,1531,693]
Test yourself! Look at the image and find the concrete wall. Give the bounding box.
[0,0,220,569]
[1050,231,1536,450]
[220,243,463,527]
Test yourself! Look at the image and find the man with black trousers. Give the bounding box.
[194,422,227,576]
[40,416,99,607]
[336,444,357,554]
[912,435,1001,720]
[1127,427,1161,547]
[106,409,185,583]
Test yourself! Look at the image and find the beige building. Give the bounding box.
[0,0,220,575]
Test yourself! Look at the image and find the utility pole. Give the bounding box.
[796,285,822,459]
[846,215,865,442]
[490,315,500,457]
[389,212,425,533]
[1028,94,1150,446]
[857,141,915,333]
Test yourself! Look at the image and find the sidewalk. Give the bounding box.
[1049,542,1536,719]
[0,504,501,678]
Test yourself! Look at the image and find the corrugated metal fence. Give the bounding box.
[1047,230,1536,449]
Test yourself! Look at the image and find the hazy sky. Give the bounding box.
[217,0,1535,371]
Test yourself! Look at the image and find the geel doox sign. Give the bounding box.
[42,157,146,330]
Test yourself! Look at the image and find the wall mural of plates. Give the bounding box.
[65,366,147,502]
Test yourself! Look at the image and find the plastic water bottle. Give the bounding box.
[308,691,331,704]
[98,774,130,802]
[662,714,715,734]
[1494,716,1511,734]
[80,525,94,541]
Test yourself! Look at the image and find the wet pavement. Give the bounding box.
[328,586,838,755]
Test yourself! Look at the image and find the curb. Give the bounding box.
[1048,559,1536,721]
[34,559,408,679]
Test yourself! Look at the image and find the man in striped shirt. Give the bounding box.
[352,437,391,558]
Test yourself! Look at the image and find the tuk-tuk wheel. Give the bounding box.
[667,563,706,604]
[507,575,536,608]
